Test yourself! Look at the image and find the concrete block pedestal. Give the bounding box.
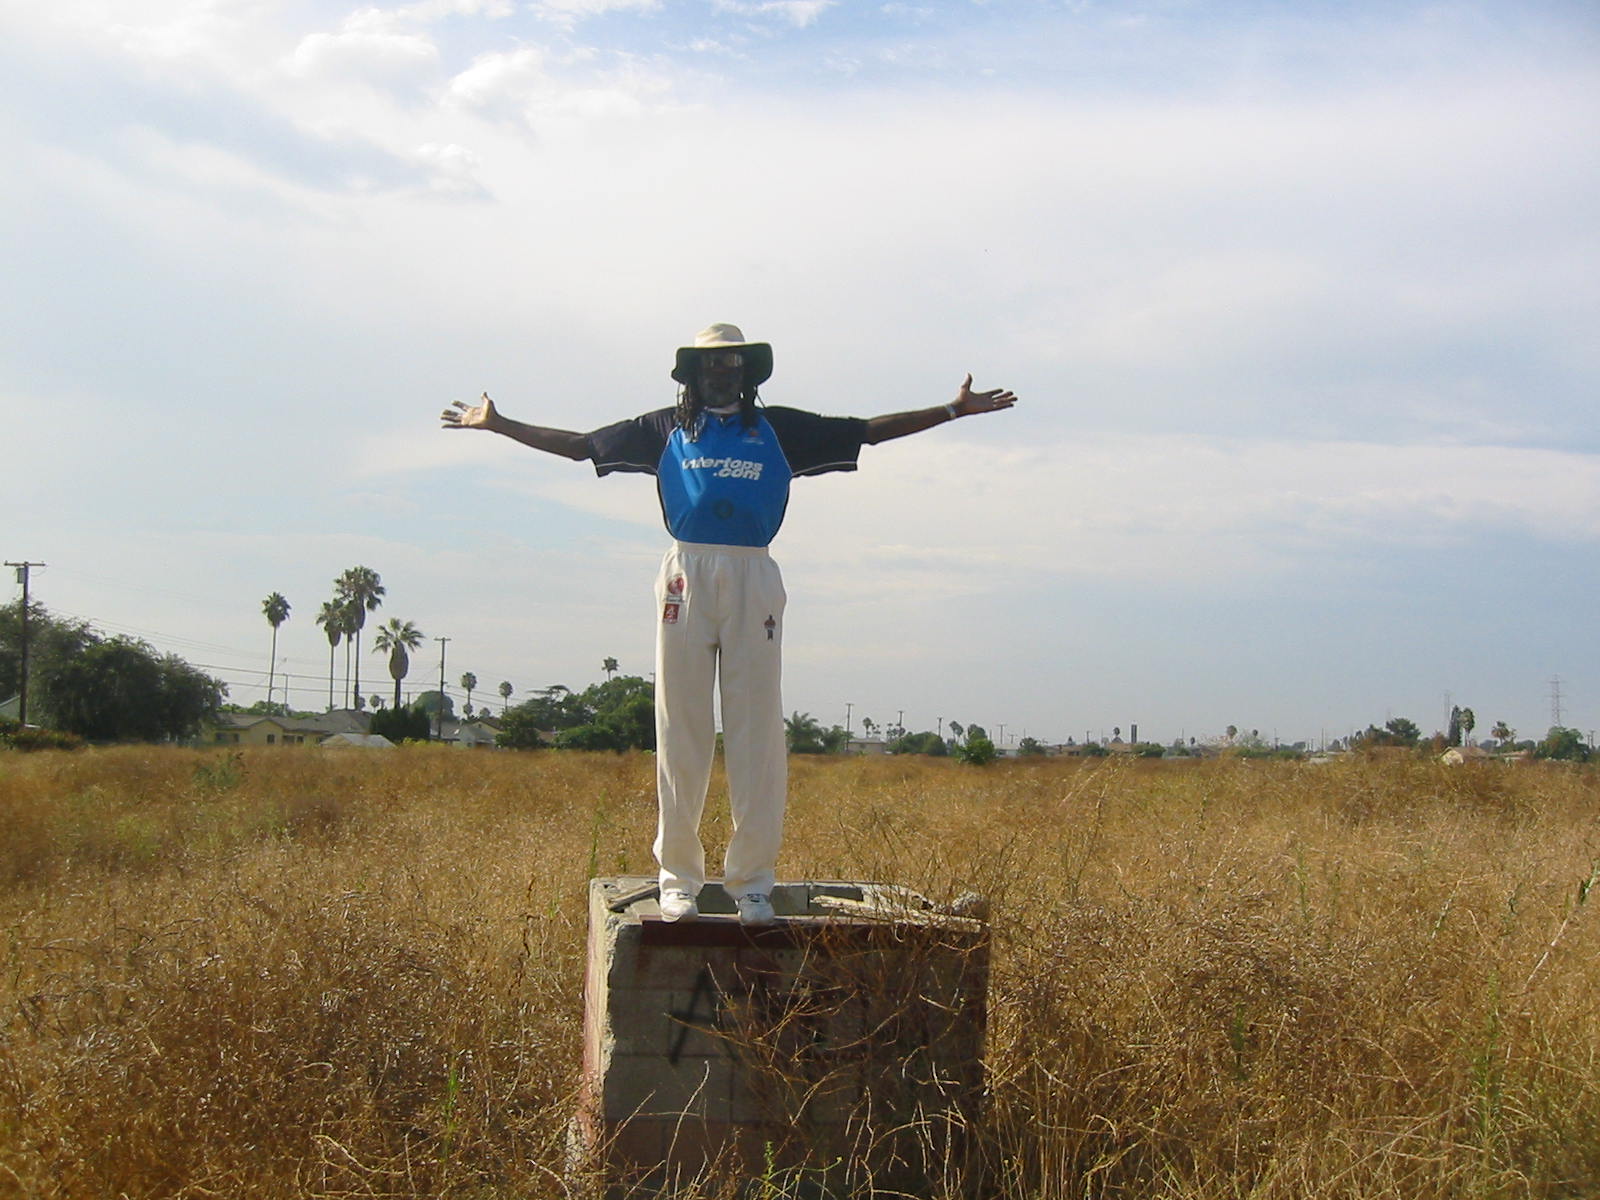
[575,877,990,1196]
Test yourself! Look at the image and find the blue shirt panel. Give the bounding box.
[586,406,867,547]
[656,414,794,546]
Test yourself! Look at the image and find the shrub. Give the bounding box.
[0,719,85,752]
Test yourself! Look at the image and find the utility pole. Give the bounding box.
[844,702,853,734]
[5,561,45,726]
[435,637,450,741]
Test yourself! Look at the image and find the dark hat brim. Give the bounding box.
[671,342,773,387]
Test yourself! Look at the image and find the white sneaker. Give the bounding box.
[659,889,699,922]
[735,892,775,926]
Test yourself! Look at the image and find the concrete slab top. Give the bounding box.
[595,877,989,932]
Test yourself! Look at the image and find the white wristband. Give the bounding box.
[944,403,958,421]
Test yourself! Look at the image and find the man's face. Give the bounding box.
[696,350,744,408]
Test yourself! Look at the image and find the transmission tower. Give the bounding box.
[1550,676,1564,727]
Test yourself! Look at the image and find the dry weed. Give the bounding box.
[0,747,1596,1198]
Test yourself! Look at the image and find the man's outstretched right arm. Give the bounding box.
[440,393,589,461]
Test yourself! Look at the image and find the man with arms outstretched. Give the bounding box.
[442,324,1016,925]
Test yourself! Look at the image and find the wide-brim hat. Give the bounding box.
[671,323,773,387]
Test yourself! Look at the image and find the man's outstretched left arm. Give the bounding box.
[862,374,1017,445]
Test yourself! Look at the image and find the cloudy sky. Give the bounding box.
[4,0,1597,748]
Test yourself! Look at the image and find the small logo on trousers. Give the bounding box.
[663,602,680,625]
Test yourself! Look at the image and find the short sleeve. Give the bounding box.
[585,409,676,477]
[763,407,868,477]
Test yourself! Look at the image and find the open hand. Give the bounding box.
[953,374,1017,417]
[441,392,498,430]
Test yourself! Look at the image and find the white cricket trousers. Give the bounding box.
[653,540,787,901]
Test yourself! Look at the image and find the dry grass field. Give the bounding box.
[0,746,1597,1199]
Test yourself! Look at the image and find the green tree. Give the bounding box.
[1,601,95,721]
[1491,719,1514,748]
[1017,736,1046,756]
[569,675,655,750]
[954,729,997,766]
[261,592,290,711]
[496,677,656,751]
[496,704,548,749]
[1384,717,1421,746]
[45,636,225,742]
[1460,707,1476,745]
[4,603,224,741]
[498,680,513,713]
[787,711,835,754]
[370,703,430,743]
[603,656,619,680]
[1447,705,1463,747]
[1351,716,1422,749]
[416,690,455,721]
[1536,726,1589,762]
[518,684,592,731]
[889,730,949,756]
[335,566,385,710]
[554,723,626,751]
[460,671,478,716]
[371,617,424,711]
[315,600,343,711]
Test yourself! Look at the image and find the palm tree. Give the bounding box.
[498,680,513,713]
[335,566,385,710]
[372,617,424,711]
[261,592,290,711]
[603,656,619,680]
[1491,719,1514,748]
[460,671,478,717]
[315,599,343,711]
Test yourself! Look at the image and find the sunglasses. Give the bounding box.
[699,351,744,371]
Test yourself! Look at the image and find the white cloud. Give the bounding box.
[409,141,485,192]
[445,45,550,115]
[444,43,679,126]
[712,0,836,28]
[778,434,1600,606]
[287,8,440,83]
[530,0,661,29]
[400,0,516,19]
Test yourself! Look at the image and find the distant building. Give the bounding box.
[320,733,395,749]
[443,718,502,749]
[205,709,370,746]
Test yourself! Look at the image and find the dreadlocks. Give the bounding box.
[675,377,762,439]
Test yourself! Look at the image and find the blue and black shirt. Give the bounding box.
[586,407,867,547]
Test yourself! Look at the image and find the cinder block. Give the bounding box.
[607,985,736,1061]
[602,1053,736,1124]
[577,876,989,1195]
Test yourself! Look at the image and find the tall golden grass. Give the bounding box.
[0,746,1596,1198]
